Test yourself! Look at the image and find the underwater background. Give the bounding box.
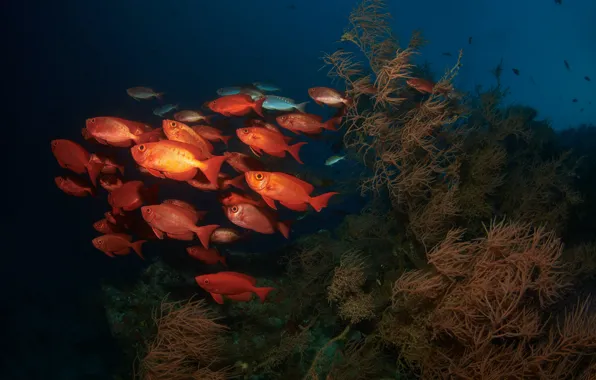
[5,0,596,379]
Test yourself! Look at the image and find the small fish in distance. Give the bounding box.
[512,68,520,76]
[564,60,571,71]
[585,76,591,82]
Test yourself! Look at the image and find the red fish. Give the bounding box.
[51,139,102,186]
[55,175,94,197]
[308,87,352,108]
[192,125,232,146]
[223,152,265,173]
[207,94,266,117]
[85,117,161,147]
[236,127,306,164]
[92,233,146,259]
[195,271,274,304]
[89,153,125,175]
[99,174,123,192]
[224,292,253,302]
[187,172,246,191]
[141,204,219,248]
[219,191,265,208]
[93,218,124,234]
[406,78,436,94]
[161,199,208,221]
[186,246,227,266]
[130,140,226,185]
[162,119,213,159]
[108,180,158,215]
[210,227,245,244]
[245,171,338,212]
[224,203,290,238]
[276,113,340,134]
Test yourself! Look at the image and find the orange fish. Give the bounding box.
[245,171,338,212]
[223,152,265,172]
[85,117,161,147]
[224,203,290,238]
[93,218,124,234]
[89,153,125,175]
[210,227,245,244]
[276,113,340,134]
[108,180,158,215]
[187,172,246,191]
[92,233,146,259]
[195,271,274,304]
[54,175,94,197]
[130,140,226,184]
[192,125,232,146]
[308,87,352,108]
[51,139,102,186]
[207,94,266,117]
[219,191,265,208]
[186,246,227,266]
[141,204,219,248]
[162,119,213,159]
[236,126,307,164]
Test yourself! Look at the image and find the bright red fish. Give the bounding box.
[92,233,146,259]
[207,94,266,117]
[141,204,219,248]
[186,246,227,266]
[195,271,274,304]
[245,171,338,212]
[224,203,290,238]
[108,180,158,215]
[236,127,306,164]
[55,175,94,197]
[51,139,102,186]
[131,140,226,185]
[223,152,265,173]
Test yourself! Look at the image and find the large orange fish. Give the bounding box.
[108,180,158,215]
[245,171,338,212]
[54,175,94,197]
[51,139,102,186]
[224,203,290,238]
[195,271,274,304]
[130,140,226,184]
[162,119,213,159]
[236,126,307,164]
[85,117,161,147]
[276,113,340,134]
[207,94,266,117]
[92,233,146,259]
[141,204,219,248]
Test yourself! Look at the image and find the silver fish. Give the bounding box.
[216,86,264,100]
[325,155,345,166]
[127,87,164,101]
[253,82,281,92]
[153,104,178,117]
[262,95,308,112]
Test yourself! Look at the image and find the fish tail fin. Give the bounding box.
[253,97,266,117]
[310,192,339,212]
[254,287,275,303]
[221,135,232,146]
[277,221,291,239]
[86,161,103,187]
[288,142,307,164]
[323,118,340,131]
[194,224,220,249]
[155,92,165,100]
[202,115,215,124]
[131,240,146,260]
[295,101,309,113]
[227,175,246,191]
[199,155,227,186]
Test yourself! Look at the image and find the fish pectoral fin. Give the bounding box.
[210,292,225,304]
[150,226,165,239]
[146,168,166,178]
[264,149,286,158]
[249,146,262,157]
[262,195,277,210]
[95,137,109,145]
[104,251,116,258]
[165,169,197,181]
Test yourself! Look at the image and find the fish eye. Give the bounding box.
[89,118,96,123]
[242,128,249,134]
[255,173,264,180]
[138,144,146,152]
[170,121,177,127]
[146,208,152,214]
[231,206,238,213]
[204,278,210,285]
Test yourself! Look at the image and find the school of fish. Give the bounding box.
[51,82,348,304]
